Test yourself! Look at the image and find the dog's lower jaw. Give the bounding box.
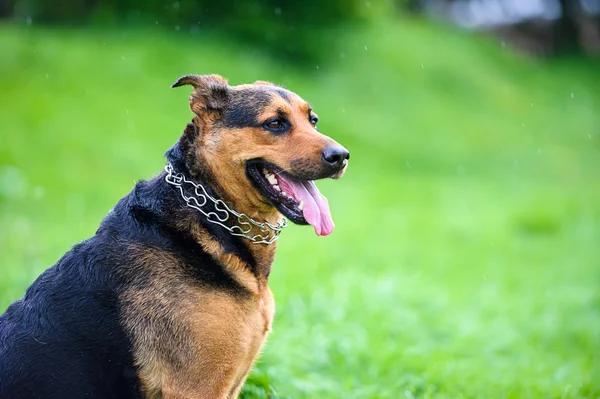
[246,191,281,219]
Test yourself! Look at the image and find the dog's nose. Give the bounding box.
[322,146,350,170]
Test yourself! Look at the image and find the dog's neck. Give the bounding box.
[164,163,280,278]
[164,162,284,244]
[163,123,282,284]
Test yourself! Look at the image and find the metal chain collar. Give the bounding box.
[164,163,286,245]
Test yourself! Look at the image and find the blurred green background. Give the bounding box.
[1,1,600,398]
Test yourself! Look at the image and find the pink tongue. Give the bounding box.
[276,176,334,236]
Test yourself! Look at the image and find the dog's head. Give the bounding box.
[169,74,349,236]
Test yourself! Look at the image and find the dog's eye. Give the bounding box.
[263,119,287,133]
[267,120,282,129]
[310,116,319,126]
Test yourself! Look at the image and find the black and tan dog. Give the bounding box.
[0,74,349,398]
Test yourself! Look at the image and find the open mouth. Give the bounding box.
[246,160,335,236]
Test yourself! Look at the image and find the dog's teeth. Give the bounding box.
[299,200,304,211]
[266,174,278,185]
[273,184,281,191]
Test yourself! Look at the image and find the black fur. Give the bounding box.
[222,88,273,128]
[219,86,295,129]
[0,126,258,398]
[0,241,143,399]
[273,88,291,103]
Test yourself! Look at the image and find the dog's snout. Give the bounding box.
[322,146,350,170]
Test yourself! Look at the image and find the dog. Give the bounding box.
[0,74,349,398]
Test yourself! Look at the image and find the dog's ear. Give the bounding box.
[171,74,229,115]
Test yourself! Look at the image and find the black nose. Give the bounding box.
[322,146,350,170]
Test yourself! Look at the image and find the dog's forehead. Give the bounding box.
[230,84,306,108]
[221,84,310,128]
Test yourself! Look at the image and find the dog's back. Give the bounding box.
[0,228,143,398]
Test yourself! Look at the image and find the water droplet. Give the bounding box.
[421,64,424,69]
[501,41,506,47]
[364,45,368,50]
[339,53,346,59]
[45,73,49,79]
[175,25,180,31]
[571,92,574,99]
[121,55,125,60]
[274,7,282,15]
[26,16,32,25]
[530,103,534,107]
[126,109,129,115]
[172,2,180,10]
[316,65,319,69]
[537,148,542,155]
[522,122,525,127]
[365,1,372,7]
[341,108,346,113]
[405,161,411,169]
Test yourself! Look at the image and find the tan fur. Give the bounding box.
[183,220,264,294]
[121,245,274,399]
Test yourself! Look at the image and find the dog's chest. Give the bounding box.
[184,285,275,362]
[183,286,275,391]
[127,280,275,398]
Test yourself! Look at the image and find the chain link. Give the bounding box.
[164,163,286,244]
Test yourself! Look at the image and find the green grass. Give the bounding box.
[1,18,600,399]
